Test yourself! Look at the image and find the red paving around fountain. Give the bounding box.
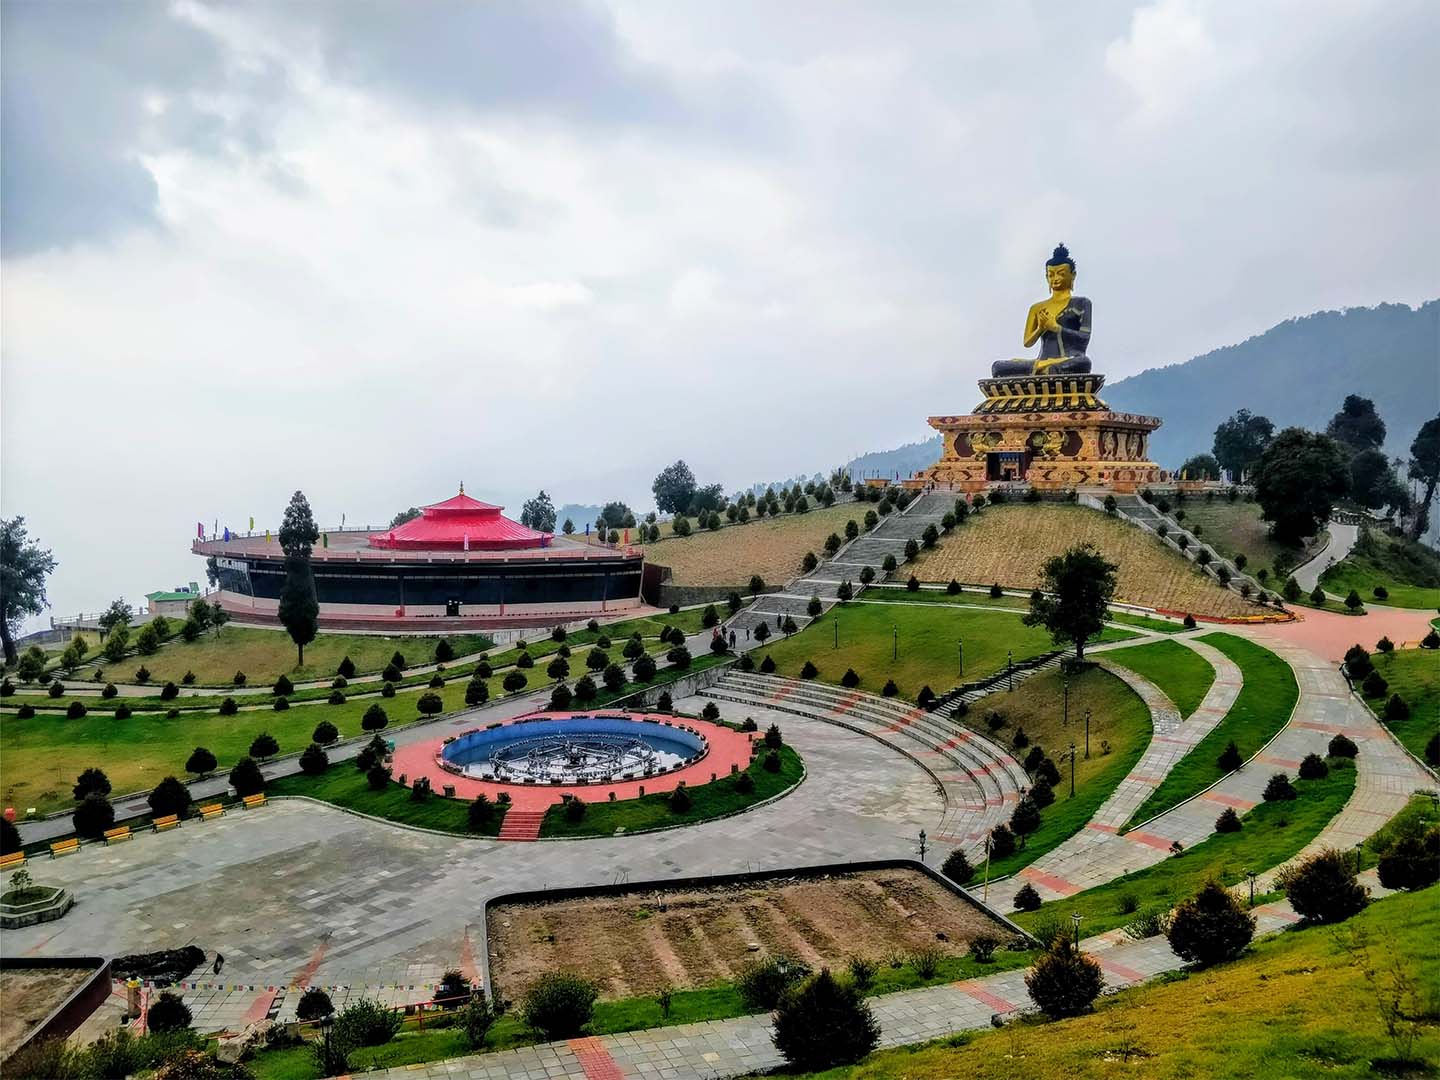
[390,710,759,818]
[1253,603,1436,662]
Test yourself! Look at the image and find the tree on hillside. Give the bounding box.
[1023,544,1117,662]
[1179,453,1221,481]
[520,490,557,533]
[1326,394,1386,454]
[1253,428,1351,545]
[652,460,698,515]
[1212,409,1274,480]
[599,501,631,528]
[277,491,321,666]
[1406,414,1440,540]
[1349,448,1406,512]
[98,598,134,641]
[0,517,57,665]
[389,507,422,528]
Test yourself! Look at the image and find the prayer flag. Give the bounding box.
[197,522,204,539]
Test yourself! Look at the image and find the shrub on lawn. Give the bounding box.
[989,823,1016,859]
[502,672,528,695]
[1422,629,1440,649]
[917,685,936,710]
[860,566,875,584]
[1328,733,1358,758]
[841,668,860,688]
[800,660,819,679]
[1010,795,1041,847]
[185,747,217,776]
[159,682,179,701]
[737,954,811,1011]
[336,997,402,1047]
[1013,882,1042,911]
[360,703,388,731]
[772,968,880,1072]
[1361,671,1389,698]
[1215,807,1243,833]
[1217,740,1242,772]
[1166,881,1255,966]
[668,785,693,812]
[146,992,193,1034]
[1025,932,1104,1018]
[564,795,586,823]
[299,743,329,776]
[311,720,338,745]
[147,776,192,820]
[73,766,111,800]
[218,697,238,716]
[1427,733,1439,766]
[1343,644,1373,678]
[1262,773,1297,801]
[549,683,573,710]
[228,757,265,797]
[295,987,334,1021]
[734,771,755,794]
[381,682,396,698]
[1298,753,1329,780]
[273,675,294,696]
[763,750,782,773]
[759,654,776,673]
[1376,827,1440,892]
[1344,589,1364,612]
[66,700,87,719]
[114,704,131,719]
[881,678,898,697]
[1030,777,1056,808]
[941,848,973,884]
[367,765,391,791]
[656,690,673,711]
[467,794,494,831]
[72,792,115,839]
[1384,694,1410,721]
[1375,635,1395,653]
[1278,849,1368,924]
[337,655,356,678]
[382,663,402,683]
[990,582,1004,599]
[520,973,598,1040]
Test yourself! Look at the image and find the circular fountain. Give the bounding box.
[440,715,708,785]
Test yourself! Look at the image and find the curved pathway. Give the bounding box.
[1008,641,1238,901]
[1291,520,1358,593]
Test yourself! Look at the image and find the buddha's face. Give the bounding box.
[1046,263,1075,293]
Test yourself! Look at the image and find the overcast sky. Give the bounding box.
[3,0,1438,625]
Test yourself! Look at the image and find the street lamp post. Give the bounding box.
[1084,709,1091,760]
[1063,675,1070,728]
[834,620,839,649]
[1008,650,1013,691]
[917,829,927,862]
[893,625,898,662]
[1246,869,1258,908]
[981,832,993,903]
[1071,911,1083,943]
[1068,741,1077,798]
[958,639,964,678]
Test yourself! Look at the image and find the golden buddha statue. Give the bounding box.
[992,243,1093,377]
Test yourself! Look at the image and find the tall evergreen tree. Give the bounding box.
[1253,428,1351,544]
[1407,414,1440,540]
[277,491,320,666]
[1211,409,1274,480]
[1023,544,1117,662]
[0,517,57,665]
[1325,394,1386,454]
[519,490,557,533]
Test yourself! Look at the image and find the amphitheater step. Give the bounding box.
[497,809,547,841]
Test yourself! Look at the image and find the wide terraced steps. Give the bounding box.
[706,670,1030,851]
[729,492,958,636]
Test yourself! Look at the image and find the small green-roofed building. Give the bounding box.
[146,583,203,617]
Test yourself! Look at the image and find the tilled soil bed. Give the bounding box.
[487,867,1012,1000]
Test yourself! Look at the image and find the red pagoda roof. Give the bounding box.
[369,487,551,551]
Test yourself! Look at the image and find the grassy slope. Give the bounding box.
[1170,496,1319,575]
[1320,527,1440,610]
[910,504,1256,618]
[1102,639,1217,718]
[1124,633,1298,829]
[1103,610,1187,633]
[1016,761,1356,938]
[539,744,803,837]
[808,881,1436,1080]
[755,604,1063,700]
[1361,649,1439,762]
[972,666,1151,879]
[83,626,495,687]
[639,503,863,587]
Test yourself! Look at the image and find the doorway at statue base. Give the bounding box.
[901,372,1163,493]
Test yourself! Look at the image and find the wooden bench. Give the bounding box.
[198,803,225,820]
[152,815,180,832]
[50,838,80,858]
[104,826,133,844]
[0,851,26,871]
[242,793,266,810]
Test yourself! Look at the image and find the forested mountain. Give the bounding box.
[1105,301,1438,468]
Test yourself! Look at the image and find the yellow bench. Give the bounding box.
[198,803,225,820]
[50,838,80,858]
[0,851,26,871]
[104,826,133,844]
[153,815,180,832]
[242,793,266,809]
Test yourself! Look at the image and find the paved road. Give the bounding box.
[1292,520,1359,593]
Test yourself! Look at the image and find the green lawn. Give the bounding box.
[1360,649,1439,762]
[1017,760,1356,939]
[1103,609,1187,633]
[800,882,1436,1080]
[1320,527,1440,610]
[541,744,802,837]
[1123,633,1298,829]
[269,764,507,834]
[754,603,1129,702]
[856,588,1030,611]
[1171,497,1321,577]
[81,625,495,687]
[1103,639,1217,718]
[970,666,1152,879]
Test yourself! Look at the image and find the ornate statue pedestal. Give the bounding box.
[906,372,1162,493]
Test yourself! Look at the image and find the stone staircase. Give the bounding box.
[728,491,960,637]
[932,651,1065,719]
[705,671,1030,852]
